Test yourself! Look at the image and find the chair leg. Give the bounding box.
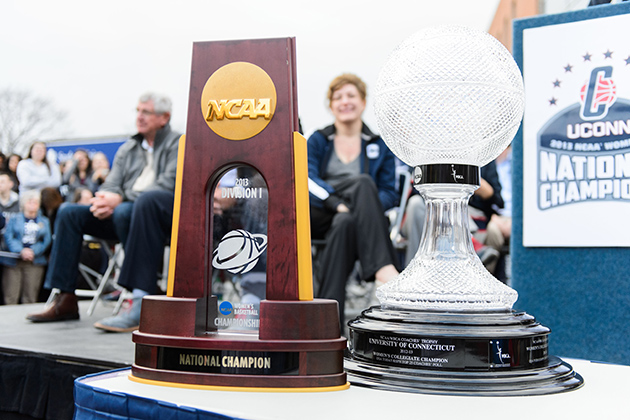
[45,288,60,306]
[87,244,123,316]
[77,264,101,290]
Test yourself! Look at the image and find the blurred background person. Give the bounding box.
[16,141,61,194]
[483,145,512,281]
[0,172,19,220]
[468,160,504,274]
[27,92,180,332]
[2,190,52,305]
[61,149,96,201]
[72,186,94,205]
[5,154,22,193]
[308,73,400,326]
[90,151,110,192]
[40,187,64,232]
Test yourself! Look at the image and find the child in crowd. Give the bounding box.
[0,172,19,220]
[2,190,52,304]
[73,187,94,205]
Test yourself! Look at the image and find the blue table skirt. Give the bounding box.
[74,369,235,420]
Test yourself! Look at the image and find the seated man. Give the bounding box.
[27,93,180,332]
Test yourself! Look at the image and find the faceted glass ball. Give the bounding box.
[374,25,525,167]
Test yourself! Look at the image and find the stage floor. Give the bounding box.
[76,359,630,419]
[0,299,134,368]
[0,300,135,419]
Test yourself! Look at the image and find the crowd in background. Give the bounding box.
[0,85,513,337]
[0,144,110,305]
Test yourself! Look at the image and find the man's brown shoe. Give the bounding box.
[26,292,80,322]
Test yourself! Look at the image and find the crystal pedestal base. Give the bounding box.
[345,306,583,396]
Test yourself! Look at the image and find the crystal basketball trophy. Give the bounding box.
[345,26,583,395]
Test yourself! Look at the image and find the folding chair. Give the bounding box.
[46,235,125,316]
[386,165,413,251]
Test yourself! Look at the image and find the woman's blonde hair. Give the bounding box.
[327,73,367,106]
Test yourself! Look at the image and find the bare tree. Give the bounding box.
[0,88,68,155]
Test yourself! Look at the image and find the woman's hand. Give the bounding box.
[20,248,35,262]
[337,203,350,213]
[92,168,109,182]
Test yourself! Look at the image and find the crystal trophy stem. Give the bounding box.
[376,183,518,312]
[419,185,477,261]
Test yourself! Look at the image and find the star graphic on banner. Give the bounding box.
[549,50,626,108]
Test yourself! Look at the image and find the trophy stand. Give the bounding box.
[130,38,347,391]
[345,26,583,396]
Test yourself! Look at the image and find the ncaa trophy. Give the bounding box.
[344,26,583,395]
[131,38,348,390]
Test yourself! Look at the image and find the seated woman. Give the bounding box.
[61,149,97,201]
[90,151,110,192]
[16,141,61,194]
[308,73,400,326]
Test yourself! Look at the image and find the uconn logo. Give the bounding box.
[580,66,617,121]
[537,54,630,210]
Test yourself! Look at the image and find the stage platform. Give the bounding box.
[76,358,629,419]
[0,300,135,420]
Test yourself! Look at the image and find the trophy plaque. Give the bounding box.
[130,37,348,391]
[344,26,583,395]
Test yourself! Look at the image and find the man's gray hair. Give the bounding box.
[139,92,172,116]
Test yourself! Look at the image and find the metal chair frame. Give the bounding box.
[46,236,125,316]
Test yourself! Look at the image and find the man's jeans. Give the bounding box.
[44,190,173,294]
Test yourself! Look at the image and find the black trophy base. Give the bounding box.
[346,306,583,396]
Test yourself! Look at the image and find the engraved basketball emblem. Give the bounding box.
[212,229,268,274]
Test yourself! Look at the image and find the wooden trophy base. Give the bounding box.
[131,296,349,391]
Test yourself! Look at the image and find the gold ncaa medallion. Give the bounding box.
[201,62,277,140]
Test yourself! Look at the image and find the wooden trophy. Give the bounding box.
[130,37,348,391]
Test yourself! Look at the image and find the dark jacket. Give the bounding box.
[0,191,19,219]
[307,123,398,211]
[469,160,504,220]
